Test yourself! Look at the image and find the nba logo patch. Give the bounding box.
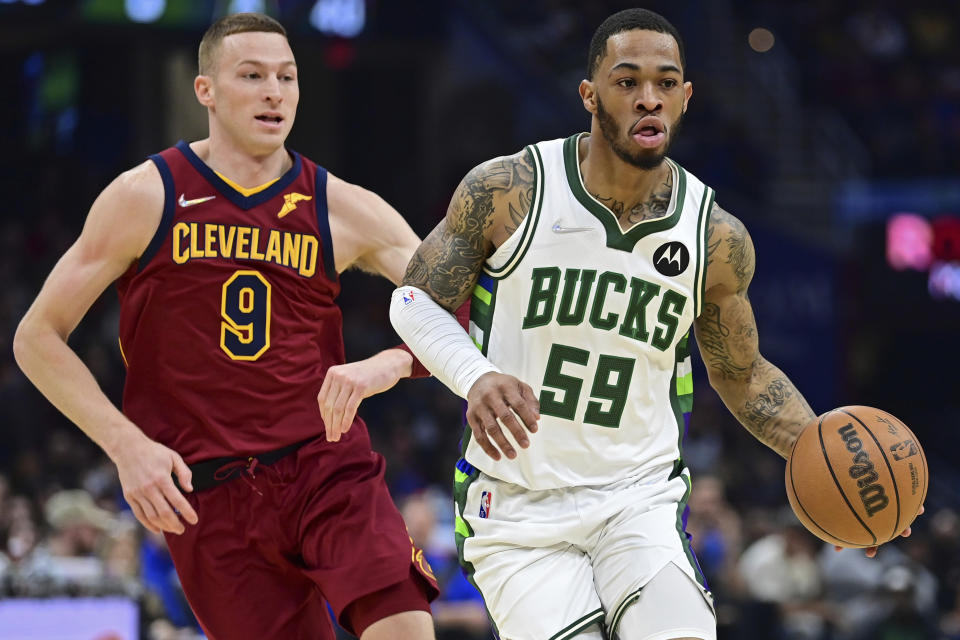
[479,491,492,518]
[402,289,416,305]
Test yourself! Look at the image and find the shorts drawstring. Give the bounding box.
[213,457,264,496]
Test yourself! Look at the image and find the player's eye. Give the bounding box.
[661,78,679,88]
[616,78,636,88]
[244,72,261,80]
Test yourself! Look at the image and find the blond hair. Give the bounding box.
[198,13,287,76]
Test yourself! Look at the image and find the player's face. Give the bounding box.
[205,32,299,154]
[582,29,692,169]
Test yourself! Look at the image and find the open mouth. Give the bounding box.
[255,114,283,125]
[631,117,665,147]
[632,117,664,137]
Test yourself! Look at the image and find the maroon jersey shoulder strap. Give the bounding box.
[139,147,179,271]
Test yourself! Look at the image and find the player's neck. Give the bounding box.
[193,132,292,188]
[578,133,672,208]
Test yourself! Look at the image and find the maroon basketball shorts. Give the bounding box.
[164,429,439,639]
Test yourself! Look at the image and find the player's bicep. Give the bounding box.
[696,202,762,383]
[327,176,421,283]
[354,199,422,286]
[401,169,499,311]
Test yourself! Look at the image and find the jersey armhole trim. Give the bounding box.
[692,187,715,317]
[138,154,176,272]
[485,144,545,279]
[314,167,337,283]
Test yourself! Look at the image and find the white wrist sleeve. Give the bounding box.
[390,286,501,399]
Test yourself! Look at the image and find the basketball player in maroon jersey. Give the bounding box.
[14,13,438,639]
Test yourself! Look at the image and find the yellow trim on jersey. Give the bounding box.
[118,337,129,368]
[214,171,280,197]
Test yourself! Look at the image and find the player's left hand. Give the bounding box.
[835,505,924,558]
[317,349,411,442]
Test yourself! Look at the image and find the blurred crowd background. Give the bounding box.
[0,0,958,638]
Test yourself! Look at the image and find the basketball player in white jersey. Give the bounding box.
[391,9,914,640]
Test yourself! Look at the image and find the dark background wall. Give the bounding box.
[0,1,957,639]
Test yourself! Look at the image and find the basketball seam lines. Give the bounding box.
[818,412,877,546]
[789,433,859,546]
[840,409,901,543]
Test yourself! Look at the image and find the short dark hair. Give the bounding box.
[198,13,287,75]
[586,9,685,79]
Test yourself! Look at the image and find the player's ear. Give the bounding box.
[579,79,597,116]
[195,74,214,108]
[682,80,693,114]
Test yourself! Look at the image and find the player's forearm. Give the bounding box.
[390,286,500,398]
[710,357,815,459]
[373,346,414,379]
[13,321,143,461]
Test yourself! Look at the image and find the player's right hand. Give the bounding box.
[466,372,540,461]
[114,434,198,535]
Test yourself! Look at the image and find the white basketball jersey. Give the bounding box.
[465,134,714,490]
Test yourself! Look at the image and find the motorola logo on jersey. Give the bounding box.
[653,242,690,277]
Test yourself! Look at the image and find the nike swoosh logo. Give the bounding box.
[551,223,593,234]
[178,194,217,208]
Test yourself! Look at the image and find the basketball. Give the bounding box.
[785,406,928,548]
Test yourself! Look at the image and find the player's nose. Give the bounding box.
[634,82,662,113]
[263,77,283,103]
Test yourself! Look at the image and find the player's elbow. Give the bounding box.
[13,311,59,376]
[12,314,40,374]
[705,359,758,394]
[705,370,734,396]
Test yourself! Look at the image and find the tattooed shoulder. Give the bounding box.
[445,148,535,233]
[401,148,534,310]
[705,201,755,293]
[480,149,537,240]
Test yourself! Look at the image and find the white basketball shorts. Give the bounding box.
[454,464,715,640]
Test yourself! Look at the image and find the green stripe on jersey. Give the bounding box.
[677,371,693,397]
[473,285,492,306]
[470,277,499,355]
[676,474,709,591]
[485,144,545,279]
[693,186,715,317]
[454,514,470,538]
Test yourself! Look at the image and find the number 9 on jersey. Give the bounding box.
[220,270,271,361]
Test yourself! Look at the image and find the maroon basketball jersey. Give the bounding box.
[116,142,347,462]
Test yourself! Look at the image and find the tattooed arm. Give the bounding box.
[392,149,541,461]
[402,149,535,309]
[693,203,816,458]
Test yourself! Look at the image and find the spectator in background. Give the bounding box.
[139,528,198,631]
[401,490,489,640]
[942,590,960,640]
[687,474,743,596]
[820,541,939,640]
[737,511,834,639]
[41,489,113,592]
[0,495,42,596]
[100,518,141,596]
[930,508,960,619]
[851,565,940,640]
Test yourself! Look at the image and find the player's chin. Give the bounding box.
[625,147,667,169]
[246,132,289,154]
